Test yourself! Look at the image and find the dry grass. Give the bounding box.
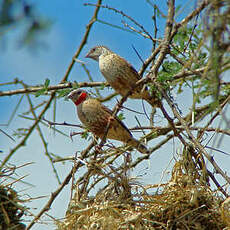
[56,159,230,230]
[0,182,26,230]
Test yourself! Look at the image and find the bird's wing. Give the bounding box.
[100,103,133,136]
[126,60,141,80]
[116,55,141,81]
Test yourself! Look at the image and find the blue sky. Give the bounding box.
[0,1,229,229]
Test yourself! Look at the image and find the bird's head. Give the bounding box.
[68,89,88,106]
[85,46,111,61]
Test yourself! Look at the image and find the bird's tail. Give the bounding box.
[140,88,161,109]
[145,96,161,109]
[128,138,150,155]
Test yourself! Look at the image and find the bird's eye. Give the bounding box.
[92,48,96,52]
[76,91,81,95]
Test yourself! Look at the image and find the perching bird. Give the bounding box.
[68,89,149,154]
[85,45,159,107]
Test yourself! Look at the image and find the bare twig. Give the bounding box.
[43,117,83,129]
[26,141,95,230]
[0,128,15,142]
[198,95,230,141]
[156,81,230,185]
[139,0,210,76]
[62,0,103,83]
[0,92,56,169]
[0,81,107,97]
[84,3,155,42]
[24,91,61,183]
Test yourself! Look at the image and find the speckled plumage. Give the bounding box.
[86,46,159,105]
[68,89,149,154]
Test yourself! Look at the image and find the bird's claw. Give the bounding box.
[70,131,77,141]
[95,145,102,153]
[108,116,115,123]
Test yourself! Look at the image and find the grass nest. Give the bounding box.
[56,160,230,230]
[0,184,26,230]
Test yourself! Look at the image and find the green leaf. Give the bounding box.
[35,88,46,97]
[44,78,50,89]
[100,83,106,90]
[34,78,50,97]
[117,113,125,121]
[81,130,89,140]
[57,89,72,98]
[175,5,181,14]
[72,81,80,89]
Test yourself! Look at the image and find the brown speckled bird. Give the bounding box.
[85,46,159,107]
[68,89,149,154]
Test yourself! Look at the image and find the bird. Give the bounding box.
[68,89,150,154]
[85,45,160,107]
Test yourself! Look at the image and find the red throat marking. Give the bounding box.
[74,92,87,106]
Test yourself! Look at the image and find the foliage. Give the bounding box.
[0,166,27,230]
[0,0,50,47]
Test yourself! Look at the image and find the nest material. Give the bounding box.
[0,185,26,230]
[56,161,230,230]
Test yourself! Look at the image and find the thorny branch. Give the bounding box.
[139,0,211,76]
[25,1,103,228]
[0,92,56,169]
[26,142,95,230]
[62,0,103,83]
[84,3,156,42]
[161,86,230,185]
[0,0,102,168]
[24,91,61,183]
[0,81,108,97]
[143,0,230,192]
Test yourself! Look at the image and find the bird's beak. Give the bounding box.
[85,51,90,58]
[66,93,72,100]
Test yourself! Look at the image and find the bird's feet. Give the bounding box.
[69,131,81,141]
[108,116,115,123]
[95,145,102,153]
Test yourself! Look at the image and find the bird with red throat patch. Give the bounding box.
[68,89,150,155]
